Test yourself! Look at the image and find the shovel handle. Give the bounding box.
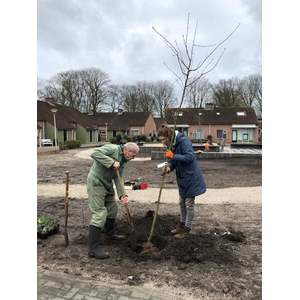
[116,169,135,230]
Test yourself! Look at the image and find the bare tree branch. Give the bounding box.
[163,62,184,84]
[153,14,240,114]
[191,23,240,72]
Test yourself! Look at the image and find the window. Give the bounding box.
[217,130,224,138]
[131,129,140,136]
[63,130,67,142]
[237,111,246,116]
[192,128,202,140]
[243,133,249,141]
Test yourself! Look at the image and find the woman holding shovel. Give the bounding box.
[86,142,139,259]
[158,126,206,239]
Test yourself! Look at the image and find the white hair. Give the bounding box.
[124,142,140,153]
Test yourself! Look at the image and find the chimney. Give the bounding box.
[205,102,215,110]
[117,108,124,115]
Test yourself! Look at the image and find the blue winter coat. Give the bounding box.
[169,132,206,199]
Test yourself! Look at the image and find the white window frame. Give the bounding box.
[131,129,140,136]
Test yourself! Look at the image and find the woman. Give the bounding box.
[158,126,206,239]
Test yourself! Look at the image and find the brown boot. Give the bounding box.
[174,226,191,239]
[170,222,185,235]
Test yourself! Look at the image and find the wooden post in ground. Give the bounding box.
[64,171,70,246]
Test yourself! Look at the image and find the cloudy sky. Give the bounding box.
[38,0,261,86]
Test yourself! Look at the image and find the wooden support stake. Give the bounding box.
[64,171,70,246]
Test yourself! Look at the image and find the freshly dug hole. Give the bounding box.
[114,210,244,264]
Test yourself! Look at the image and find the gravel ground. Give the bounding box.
[38,148,261,188]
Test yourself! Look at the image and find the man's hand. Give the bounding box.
[161,165,171,176]
[112,161,120,170]
[164,150,174,159]
[120,195,129,205]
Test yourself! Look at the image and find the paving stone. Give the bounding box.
[38,271,178,300]
[105,294,120,300]
[64,287,80,299]
[115,288,132,296]
[85,296,106,300]
[78,288,98,297]
[61,283,72,291]
[44,280,63,289]
[130,289,151,299]
[95,286,112,297]
[72,294,85,300]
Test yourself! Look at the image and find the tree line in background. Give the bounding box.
[38,67,262,117]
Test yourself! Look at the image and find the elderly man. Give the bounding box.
[87,142,139,259]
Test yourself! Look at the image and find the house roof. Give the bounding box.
[87,112,152,131]
[37,101,97,130]
[153,117,166,129]
[165,107,258,125]
[87,112,118,127]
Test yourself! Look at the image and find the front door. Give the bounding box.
[232,130,237,142]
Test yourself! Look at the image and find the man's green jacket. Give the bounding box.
[87,144,127,198]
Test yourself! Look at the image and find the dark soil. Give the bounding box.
[37,150,261,299]
[38,196,261,299]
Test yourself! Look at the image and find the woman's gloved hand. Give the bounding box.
[164,150,174,159]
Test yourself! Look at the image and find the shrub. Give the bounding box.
[37,214,59,239]
[63,140,81,149]
[132,134,147,142]
[110,137,118,144]
[122,134,132,142]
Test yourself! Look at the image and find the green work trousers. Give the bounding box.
[87,179,118,229]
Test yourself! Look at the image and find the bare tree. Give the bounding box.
[105,84,124,112]
[81,68,110,114]
[254,74,262,116]
[212,78,242,107]
[152,80,175,118]
[237,74,260,108]
[136,81,156,112]
[52,70,84,109]
[122,85,140,112]
[39,68,110,114]
[153,13,240,113]
[186,77,212,108]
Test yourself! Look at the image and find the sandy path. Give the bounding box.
[37,184,261,204]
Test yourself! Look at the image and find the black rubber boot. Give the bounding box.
[88,225,110,259]
[104,218,126,241]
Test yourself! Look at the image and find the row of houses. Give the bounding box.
[164,106,261,145]
[37,100,261,146]
[37,101,157,146]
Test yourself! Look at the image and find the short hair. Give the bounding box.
[158,126,173,140]
[124,142,140,153]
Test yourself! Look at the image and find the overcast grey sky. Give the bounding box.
[38,0,261,85]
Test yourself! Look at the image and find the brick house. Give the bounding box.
[37,101,98,146]
[87,111,157,141]
[164,107,259,145]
